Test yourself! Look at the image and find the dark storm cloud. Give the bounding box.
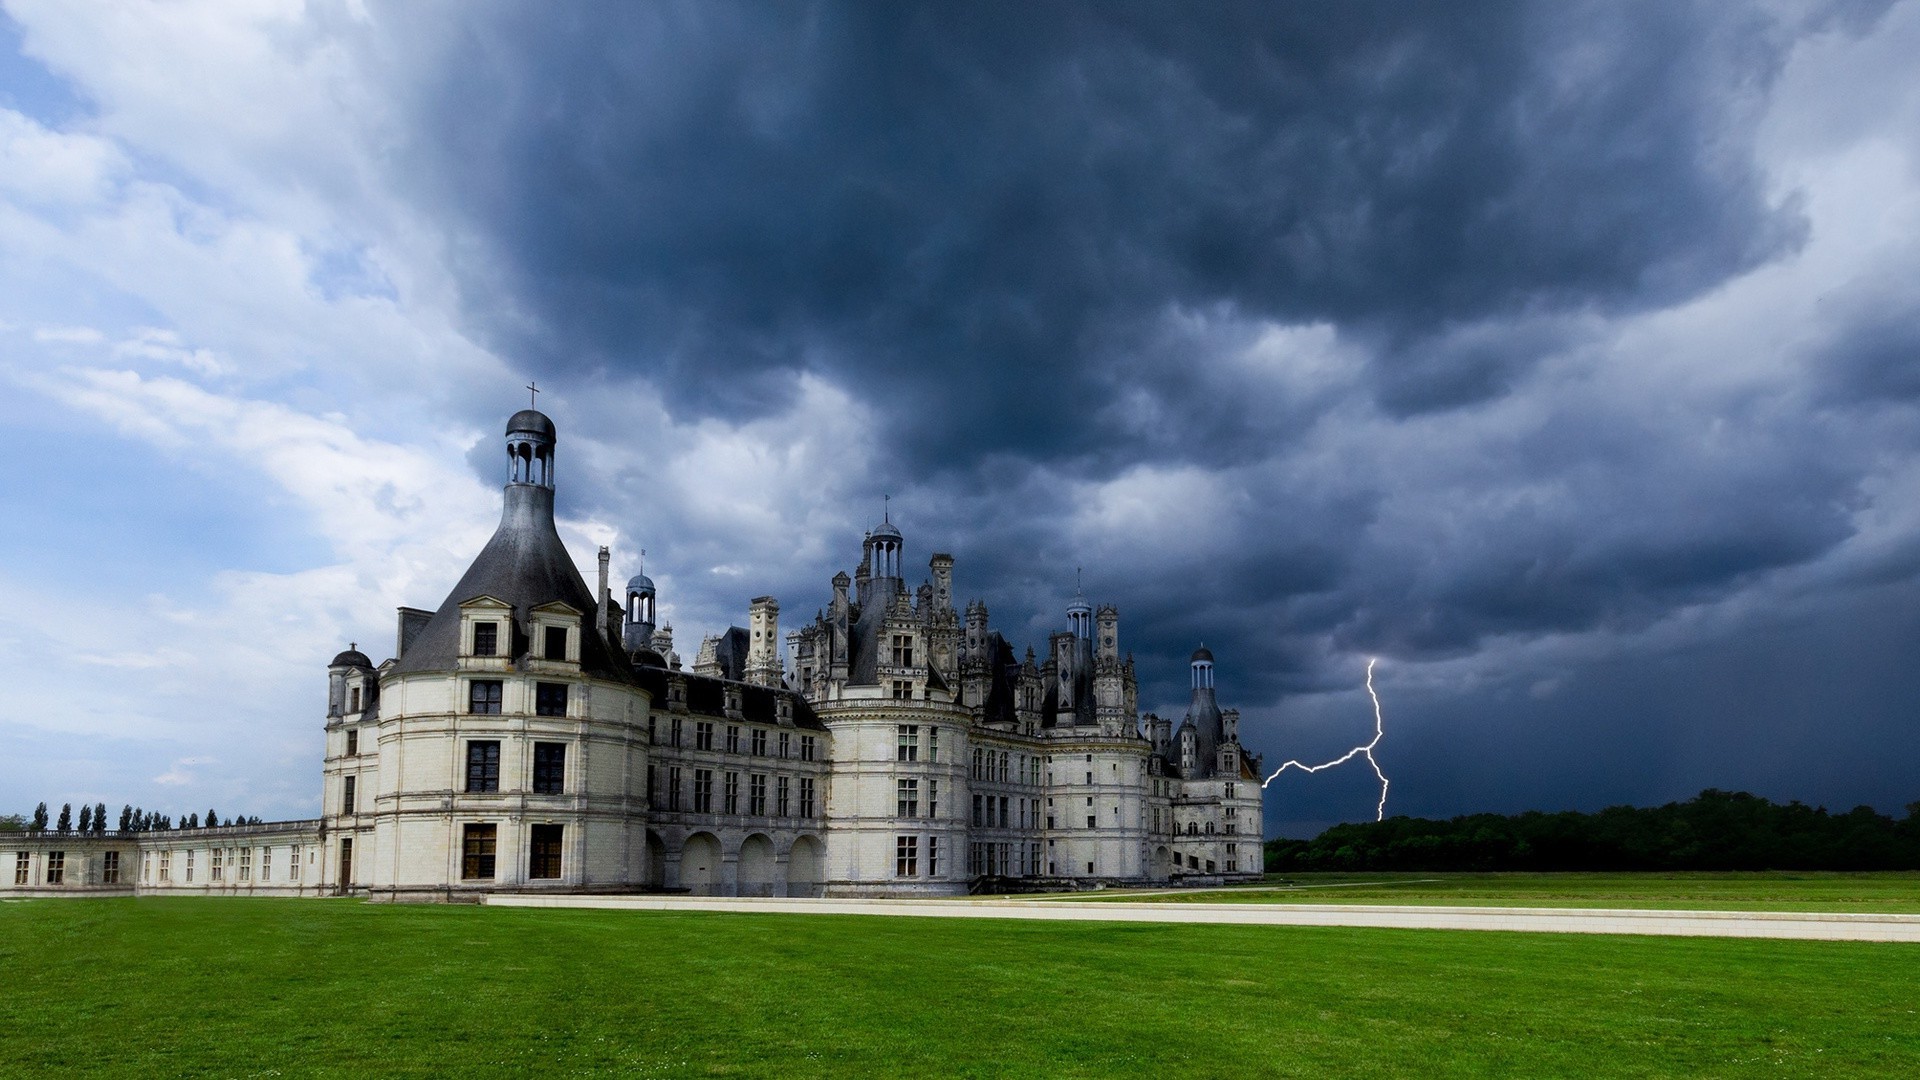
[366,1,1920,828]
[389,0,1816,469]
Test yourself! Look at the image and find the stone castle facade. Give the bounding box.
[4,407,1262,900]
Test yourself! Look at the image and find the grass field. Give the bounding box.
[2,898,1918,1076]
[1084,871,1920,912]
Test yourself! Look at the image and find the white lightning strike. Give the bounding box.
[1261,657,1391,821]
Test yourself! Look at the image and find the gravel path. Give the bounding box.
[486,894,1920,941]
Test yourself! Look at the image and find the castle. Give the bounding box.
[4,407,1263,900]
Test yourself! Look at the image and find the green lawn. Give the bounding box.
[2,898,1918,1076]
[1076,871,1920,912]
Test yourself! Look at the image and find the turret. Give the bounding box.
[328,644,374,719]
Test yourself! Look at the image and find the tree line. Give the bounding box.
[2,803,266,835]
[1265,789,1920,872]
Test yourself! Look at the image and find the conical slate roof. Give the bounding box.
[392,461,631,683]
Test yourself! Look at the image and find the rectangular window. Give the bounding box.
[543,625,568,661]
[672,717,683,747]
[237,847,250,882]
[751,729,767,756]
[535,682,568,717]
[749,774,768,816]
[799,777,815,817]
[342,774,357,815]
[727,726,741,753]
[896,725,918,762]
[801,735,816,761]
[288,845,300,881]
[928,728,938,762]
[696,721,714,751]
[466,741,501,792]
[473,621,498,656]
[261,848,271,882]
[461,824,497,880]
[1087,815,1097,829]
[159,851,171,882]
[142,852,152,883]
[349,686,362,713]
[694,769,714,813]
[46,851,65,884]
[533,742,566,794]
[892,680,912,700]
[346,729,358,756]
[668,766,682,810]
[212,848,223,881]
[892,634,914,667]
[778,732,791,759]
[895,835,918,877]
[724,772,740,814]
[928,836,940,877]
[972,748,982,779]
[897,778,919,817]
[928,780,939,818]
[185,850,194,882]
[776,776,790,816]
[14,851,28,885]
[529,824,563,880]
[103,851,121,884]
[468,680,503,715]
[999,796,1009,827]
[973,794,983,827]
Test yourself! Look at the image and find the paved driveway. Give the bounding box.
[487,894,1920,942]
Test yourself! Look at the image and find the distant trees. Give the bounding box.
[19,801,266,834]
[1267,790,1920,873]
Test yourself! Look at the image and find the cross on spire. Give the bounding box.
[884,494,890,523]
[526,380,540,408]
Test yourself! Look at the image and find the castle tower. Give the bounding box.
[1178,645,1223,777]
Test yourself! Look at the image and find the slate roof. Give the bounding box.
[632,667,826,731]
[391,483,634,683]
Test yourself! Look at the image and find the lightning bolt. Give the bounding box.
[1261,657,1391,821]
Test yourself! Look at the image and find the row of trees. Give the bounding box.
[1266,790,1920,872]
[23,802,265,835]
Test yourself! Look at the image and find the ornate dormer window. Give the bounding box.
[528,601,582,669]
[457,596,515,671]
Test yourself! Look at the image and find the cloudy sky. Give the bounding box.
[4,1,1918,836]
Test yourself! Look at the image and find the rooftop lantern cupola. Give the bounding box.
[864,501,903,582]
[1190,644,1215,690]
[506,406,556,488]
[1067,586,1093,641]
[624,552,657,651]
